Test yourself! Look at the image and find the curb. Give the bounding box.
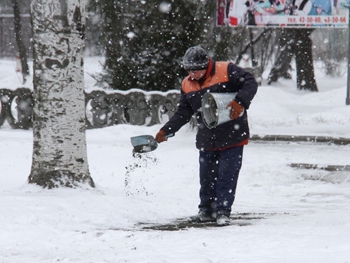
[289,163,350,172]
[250,135,350,145]
[251,135,350,172]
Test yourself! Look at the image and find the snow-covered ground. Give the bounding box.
[0,57,349,263]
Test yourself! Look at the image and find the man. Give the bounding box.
[155,46,258,226]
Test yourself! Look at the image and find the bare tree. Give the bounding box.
[28,0,94,188]
[12,0,30,83]
[268,28,318,92]
[267,29,294,84]
[294,29,318,92]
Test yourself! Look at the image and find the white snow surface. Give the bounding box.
[1,57,350,262]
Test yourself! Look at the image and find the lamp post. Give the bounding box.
[347,5,350,105]
[344,3,350,105]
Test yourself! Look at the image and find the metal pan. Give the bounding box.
[130,134,173,154]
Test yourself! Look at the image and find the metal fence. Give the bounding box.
[0,87,180,129]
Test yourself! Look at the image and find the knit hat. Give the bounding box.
[182,46,209,71]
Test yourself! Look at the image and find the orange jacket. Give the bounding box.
[161,59,258,150]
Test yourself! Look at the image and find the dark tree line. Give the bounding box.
[87,0,320,92]
[5,0,348,93]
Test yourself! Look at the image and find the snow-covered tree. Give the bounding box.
[28,0,94,188]
[89,0,216,92]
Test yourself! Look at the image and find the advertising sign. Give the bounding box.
[217,0,349,28]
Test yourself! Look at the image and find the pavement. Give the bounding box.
[251,134,350,171]
[250,134,350,145]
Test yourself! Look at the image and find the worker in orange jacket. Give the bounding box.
[155,46,258,226]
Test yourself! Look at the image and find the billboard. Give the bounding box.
[217,0,349,28]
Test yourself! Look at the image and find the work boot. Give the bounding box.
[216,214,230,226]
[190,210,216,223]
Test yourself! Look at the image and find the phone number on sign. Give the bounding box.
[286,16,348,24]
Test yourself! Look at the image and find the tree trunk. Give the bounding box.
[248,28,257,67]
[29,0,94,188]
[12,0,30,84]
[268,28,318,92]
[267,29,294,84]
[294,29,318,92]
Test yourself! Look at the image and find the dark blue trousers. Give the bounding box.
[198,146,243,216]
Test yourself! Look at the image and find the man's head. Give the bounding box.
[183,46,209,71]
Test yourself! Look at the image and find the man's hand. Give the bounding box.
[227,100,244,119]
[155,130,167,143]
